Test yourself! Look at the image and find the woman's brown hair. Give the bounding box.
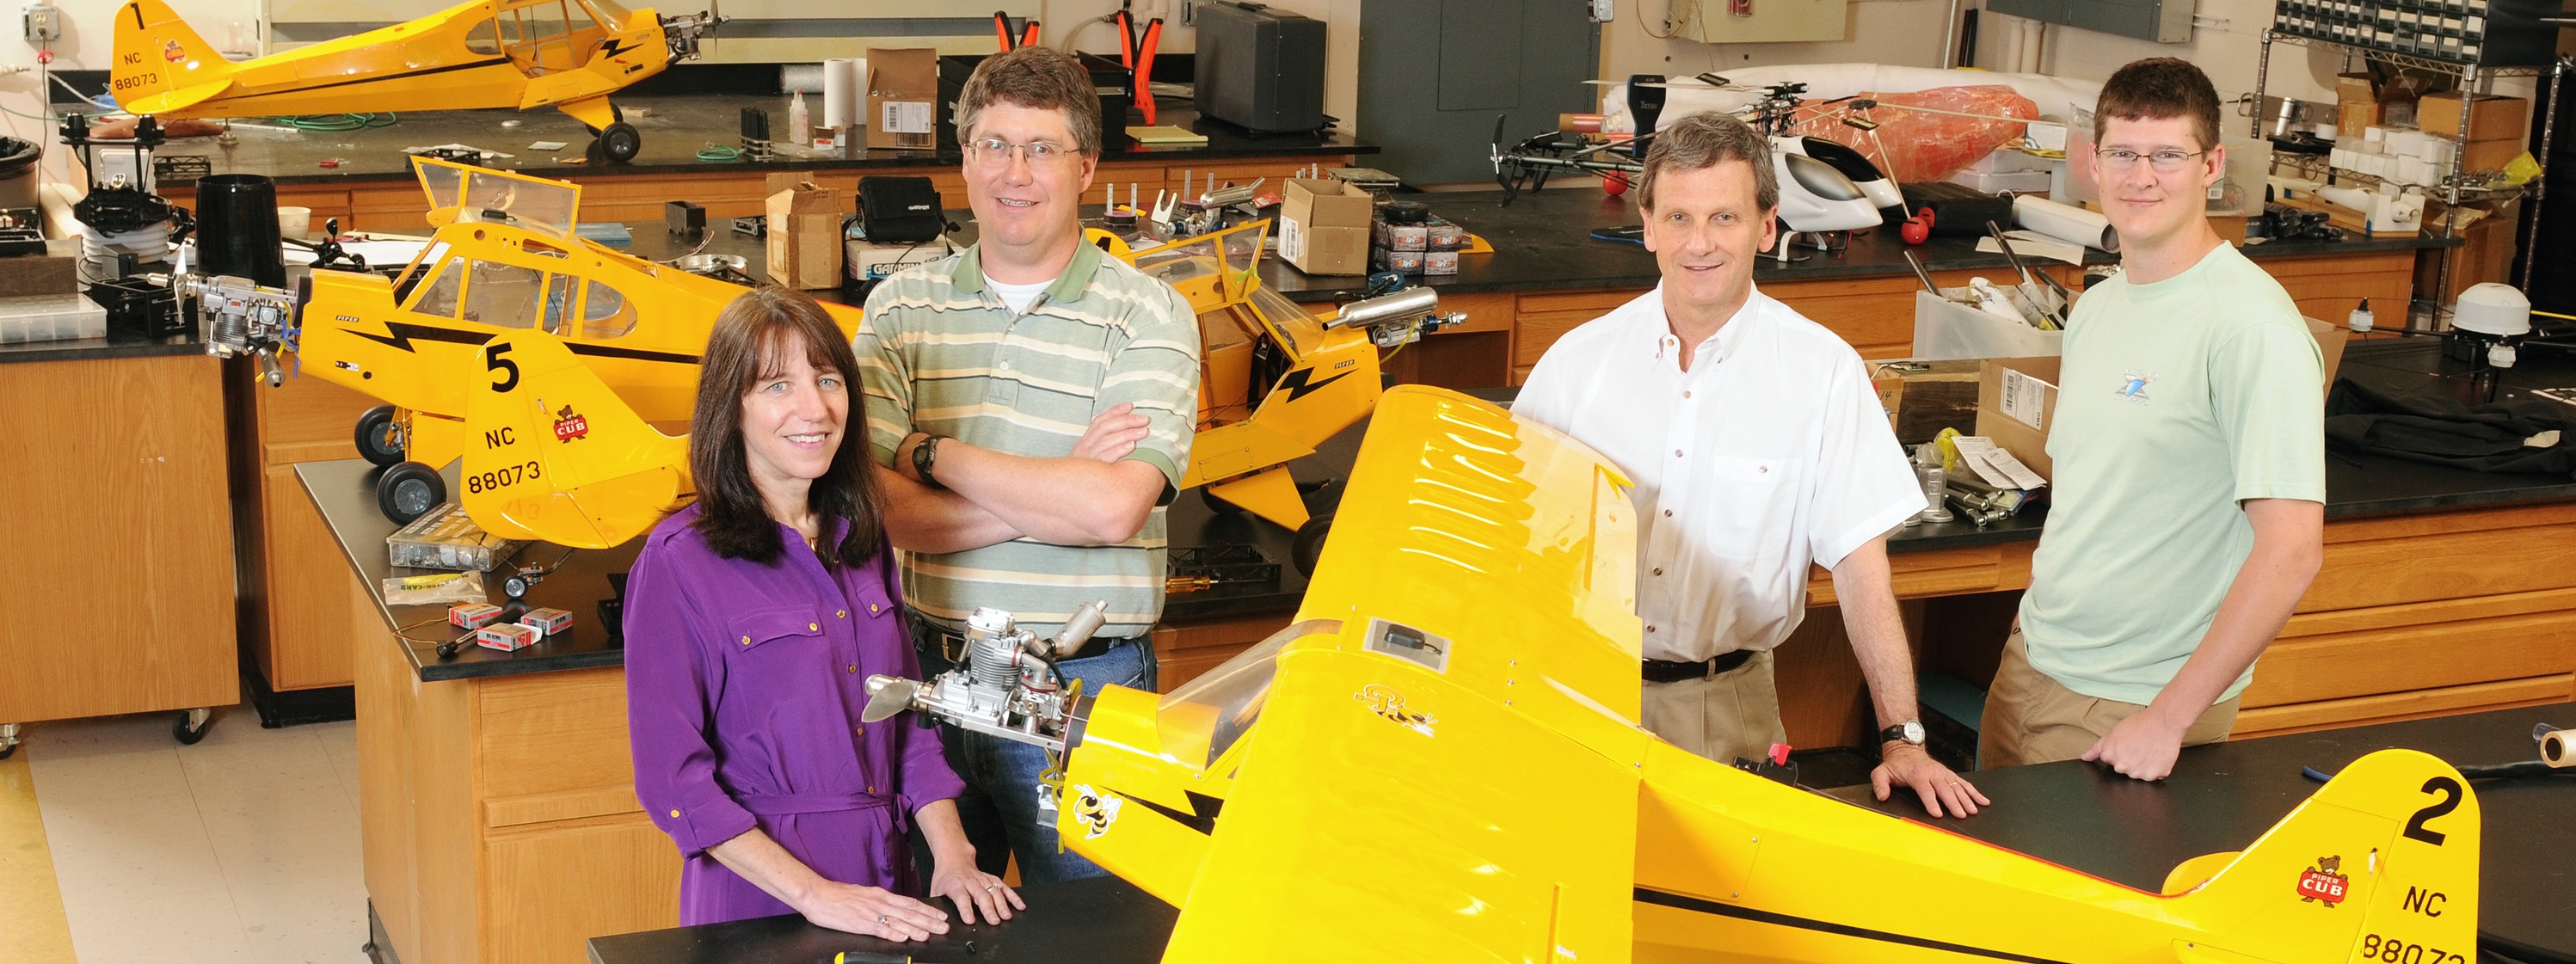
[688,288,883,567]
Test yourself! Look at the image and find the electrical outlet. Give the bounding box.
[1181,1,1197,27]
[1589,0,1614,22]
[23,3,62,43]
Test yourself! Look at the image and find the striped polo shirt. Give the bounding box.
[855,240,1200,639]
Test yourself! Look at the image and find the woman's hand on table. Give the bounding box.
[795,880,951,941]
[929,856,1024,925]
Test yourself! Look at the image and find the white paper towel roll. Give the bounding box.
[2013,194,2118,252]
[822,58,864,130]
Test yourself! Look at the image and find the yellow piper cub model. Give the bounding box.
[187,157,860,548]
[109,0,719,162]
[1116,220,1461,573]
[866,384,2483,964]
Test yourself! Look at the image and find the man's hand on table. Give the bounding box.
[2082,709,2191,781]
[1872,742,1989,818]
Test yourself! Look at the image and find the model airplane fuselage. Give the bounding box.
[871,385,2483,964]
[190,158,859,549]
[110,0,716,161]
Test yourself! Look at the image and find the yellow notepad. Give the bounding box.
[1126,125,1209,145]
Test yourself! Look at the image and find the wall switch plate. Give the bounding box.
[1589,0,1615,22]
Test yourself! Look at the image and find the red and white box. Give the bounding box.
[476,623,541,652]
[449,602,504,629]
[520,607,574,637]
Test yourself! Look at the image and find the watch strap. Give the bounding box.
[912,434,947,489]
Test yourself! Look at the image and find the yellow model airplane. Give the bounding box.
[109,0,720,162]
[1116,220,1461,574]
[183,157,859,548]
[869,384,2483,963]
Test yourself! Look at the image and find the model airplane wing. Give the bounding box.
[461,328,690,549]
[1146,386,1657,962]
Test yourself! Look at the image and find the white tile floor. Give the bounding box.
[25,709,372,964]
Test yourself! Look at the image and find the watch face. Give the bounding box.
[1903,720,1926,744]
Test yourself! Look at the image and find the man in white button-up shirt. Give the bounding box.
[1516,111,1987,817]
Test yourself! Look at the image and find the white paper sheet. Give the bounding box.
[1952,436,2050,490]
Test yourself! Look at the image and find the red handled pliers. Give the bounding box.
[994,10,1040,49]
[1112,9,1164,124]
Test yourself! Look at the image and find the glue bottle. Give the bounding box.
[788,90,811,146]
[2348,298,2374,334]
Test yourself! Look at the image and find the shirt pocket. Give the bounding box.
[1698,455,1798,562]
[725,606,827,654]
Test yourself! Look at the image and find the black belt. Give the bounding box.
[1642,648,1755,683]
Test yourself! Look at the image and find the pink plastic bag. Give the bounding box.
[1790,85,2039,184]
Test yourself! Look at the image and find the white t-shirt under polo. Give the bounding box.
[1515,285,1924,663]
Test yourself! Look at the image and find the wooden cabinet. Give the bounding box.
[354,569,682,964]
[0,353,238,725]
[231,361,379,694]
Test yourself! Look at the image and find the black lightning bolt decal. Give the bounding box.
[345,321,492,353]
[1277,365,1355,402]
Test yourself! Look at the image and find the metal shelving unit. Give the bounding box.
[2251,30,2567,316]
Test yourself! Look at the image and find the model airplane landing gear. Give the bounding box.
[376,461,446,524]
[1291,513,1333,578]
[354,405,407,467]
[591,122,641,163]
[172,708,212,746]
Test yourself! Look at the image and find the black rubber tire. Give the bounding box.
[173,711,210,746]
[354,405,406,467]
[1199,488,1246,516]
[1291,513,1333,579]
[376,461,446,524]
[504,575,532,600]
[0,741,15,761]
[598,122,642,163]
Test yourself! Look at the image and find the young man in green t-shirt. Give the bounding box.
[1980,58,2326,781]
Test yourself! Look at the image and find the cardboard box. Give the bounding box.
[1373,246,1424,273]
[1974,356,2061,481]
[2418,92,2527,142]
[2335,72,2376,106]
[1421,249,1459,275]
[766,182,844,290]
[865,48,938,150]
[1868,358,1986,445]
[0,255,77,298]
[2336,100,2382,139]
[1280,178,1372,275]
[2436,134,2529,175]
[2306,316,2348,390]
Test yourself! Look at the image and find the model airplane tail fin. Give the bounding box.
[2168,748,2480,964]
[460,328,692,550]
[110,0,236,115]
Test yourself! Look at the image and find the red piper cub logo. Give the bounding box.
[552,405,590,442]
[2296,855,2349,906]
[162,39,186,62]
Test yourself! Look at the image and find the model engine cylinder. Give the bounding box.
[860,600,1110,754]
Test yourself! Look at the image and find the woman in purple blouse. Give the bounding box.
[624,289,1022,939]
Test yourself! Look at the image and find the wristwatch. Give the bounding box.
[1880,720,1927,746]
[911,433,947,489]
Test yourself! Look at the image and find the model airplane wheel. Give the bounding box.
[377,461,446,524]
[354,405,407,467]
[1291,513,1333,578]
[597,122,642,163]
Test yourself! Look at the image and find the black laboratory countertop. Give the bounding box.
[584,703,2576,964]
[0,328,206,364]
[144,95,1371,187]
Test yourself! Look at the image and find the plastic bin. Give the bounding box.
[0,293,108,344]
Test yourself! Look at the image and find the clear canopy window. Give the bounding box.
[1153,619,1337,769]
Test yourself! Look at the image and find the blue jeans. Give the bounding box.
[911,618,1158,884]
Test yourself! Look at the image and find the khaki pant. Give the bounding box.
[1978,628,2241,769]
[1640,649,1786,765]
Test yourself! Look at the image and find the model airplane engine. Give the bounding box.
[860,600,1110,754]
[659,7,726,60]
[1326,287,1466,349]
[159,273,300,386]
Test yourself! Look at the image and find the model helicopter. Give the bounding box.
[175,157,858,548]
[867,384,2486,964]
[1112,219,1465,575]
[109,0,722,163]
